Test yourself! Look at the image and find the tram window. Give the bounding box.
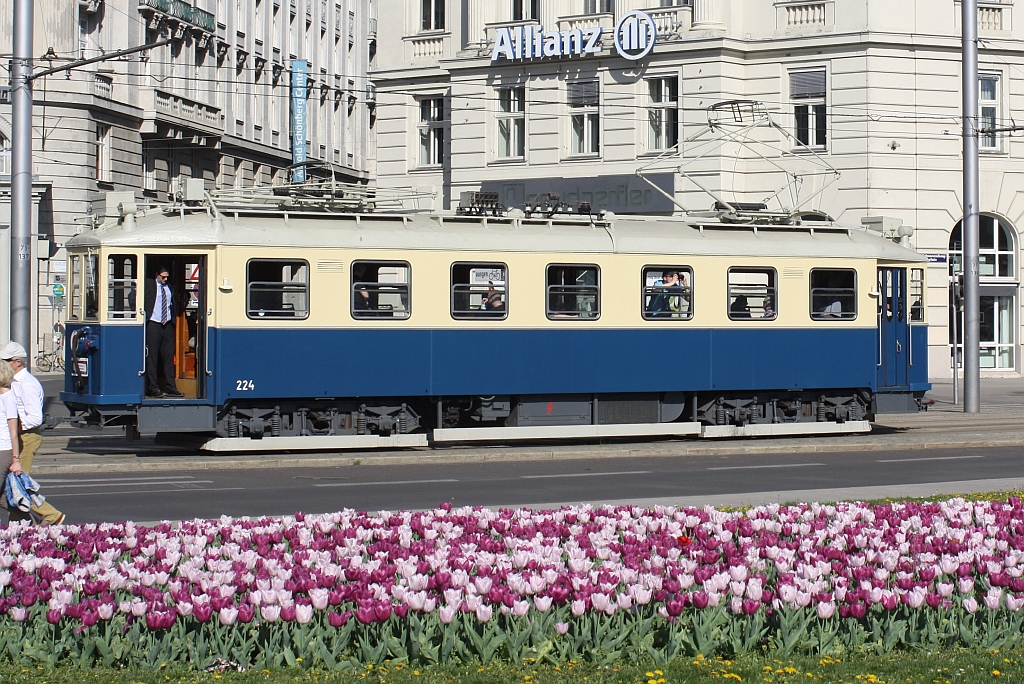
[68,254,82,321]
[246,259,309,319]
[84,253,99,320]
[352,261,411,320]
[909,267,925,322]
[727,267,777,321]
[810,268,857,321]
[107,255,137,321]
[642,266,693,320]
[452,263,507,320]
[546,264,599,320]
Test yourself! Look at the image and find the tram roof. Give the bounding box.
[67,210,926,263]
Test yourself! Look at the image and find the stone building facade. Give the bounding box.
[0,0,376,356]
[372,0,1024,379]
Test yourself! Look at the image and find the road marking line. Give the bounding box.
[877,455,985,463]
[36,476,197,484]
[706,463,826,471]
[314,478,459,488]
[43,480,214,490]
[55,487,247,498]
[520,471,652,479]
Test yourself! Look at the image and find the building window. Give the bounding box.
[418,97,446,166]
[790,69,826,149]
[452,263,507,319]
[497,86,525,159]
[642,267,692,320]
[421,0,444,30]
[809,269,857,320]
[352,261,411,319]
[546,264,599,319]
[246,259,310,319]
[728,267,777,320]
[95,124,111,182]
[584,0,613,12]
[0,134,9,176]
[980,75,999,150]
[647,76,678,151]
[569,81,599,155]
[950,215,1015,279]
[513,0,539,20]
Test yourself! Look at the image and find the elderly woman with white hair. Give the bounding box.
[0,361,24,522]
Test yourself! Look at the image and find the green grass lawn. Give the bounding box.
[1,648,1021,684]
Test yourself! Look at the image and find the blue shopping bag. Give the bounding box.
[5,471,45,513]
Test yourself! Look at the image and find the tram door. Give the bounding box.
[877,267,910,388]
[143,255,208,399]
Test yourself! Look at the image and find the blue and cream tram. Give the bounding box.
[60,191,929,451]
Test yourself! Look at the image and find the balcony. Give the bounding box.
[368,16,377,39]
[775,0,833,34]
[138,0,215,32]
[93,73,113,99]
[144,89,223,137]
[644,5,692,38]
[556,12,614,32]
[404,32,449,62]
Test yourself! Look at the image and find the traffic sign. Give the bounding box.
[52,283,65,297]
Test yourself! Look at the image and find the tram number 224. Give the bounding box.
[235,380,255,391]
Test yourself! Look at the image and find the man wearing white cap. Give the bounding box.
[0,342,65,525]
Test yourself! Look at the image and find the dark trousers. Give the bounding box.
[145,320,177,395]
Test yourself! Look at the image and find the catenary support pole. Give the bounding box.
[962,0,981,413]
[10,0,34,363]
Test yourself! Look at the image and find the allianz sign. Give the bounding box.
[491,11,657,62]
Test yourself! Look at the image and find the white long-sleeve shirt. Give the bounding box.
[11,368,44,431]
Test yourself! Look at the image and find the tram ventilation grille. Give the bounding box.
[783,268,804,279]
[317,260,346,272]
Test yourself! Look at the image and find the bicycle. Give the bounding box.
[34,324,65,373]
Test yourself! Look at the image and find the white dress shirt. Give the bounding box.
[150,281,172,324]
[12,367,44,431]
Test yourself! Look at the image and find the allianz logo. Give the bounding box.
[490,10,657,62]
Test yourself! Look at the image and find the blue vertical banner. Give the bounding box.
[291,59,308,182]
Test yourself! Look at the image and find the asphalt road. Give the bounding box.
[32,444,1024,524]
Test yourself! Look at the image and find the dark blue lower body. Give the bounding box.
[62,325,930,409]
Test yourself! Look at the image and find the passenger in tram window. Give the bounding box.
[910,298,924,322]
[484,291,505,312]
[730,294,751,319]
[650,270,686,318]
[762,295,775,319]
[352,263,378,313]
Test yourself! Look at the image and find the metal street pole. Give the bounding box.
[10,0,33,361]
[962,0,981,413]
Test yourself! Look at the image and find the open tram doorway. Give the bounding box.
[142,255,207,400]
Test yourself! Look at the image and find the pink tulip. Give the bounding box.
[555,621,570,635]
[219,607,238,625]
[963,597,979,613]
[474,604,493,622]
[816,601,835,619]
[260,605,281,622]
[439,605,458,624]
[535,596,553,613]
[571,600,586,617]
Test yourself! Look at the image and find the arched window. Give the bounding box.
[949,215,1015,278]
[949,215,1017,370]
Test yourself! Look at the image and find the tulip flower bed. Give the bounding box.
[3,498,1024,671]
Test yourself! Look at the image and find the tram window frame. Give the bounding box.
[245,258,310,320]
[909,267,925,323]
[642,266,693,321]
[546,264,600,320]
[84,252,99,321]
[68,254,83,321]
[351,260,412,320]
[451,262,507,320]
[809,268,857,321]
[107,254,138,321]
[727,267,777,321]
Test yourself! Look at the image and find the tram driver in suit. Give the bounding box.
[144,266,184,399]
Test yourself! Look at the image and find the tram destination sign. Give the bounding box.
[491,10,657,62]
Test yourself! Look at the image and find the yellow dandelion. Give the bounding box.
[993,671,1001,677]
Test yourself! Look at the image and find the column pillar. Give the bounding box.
[466,0,488,47]
[690,0,726,33]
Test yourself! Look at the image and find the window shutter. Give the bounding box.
[790,70,826,99]
[568,81,599,106]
